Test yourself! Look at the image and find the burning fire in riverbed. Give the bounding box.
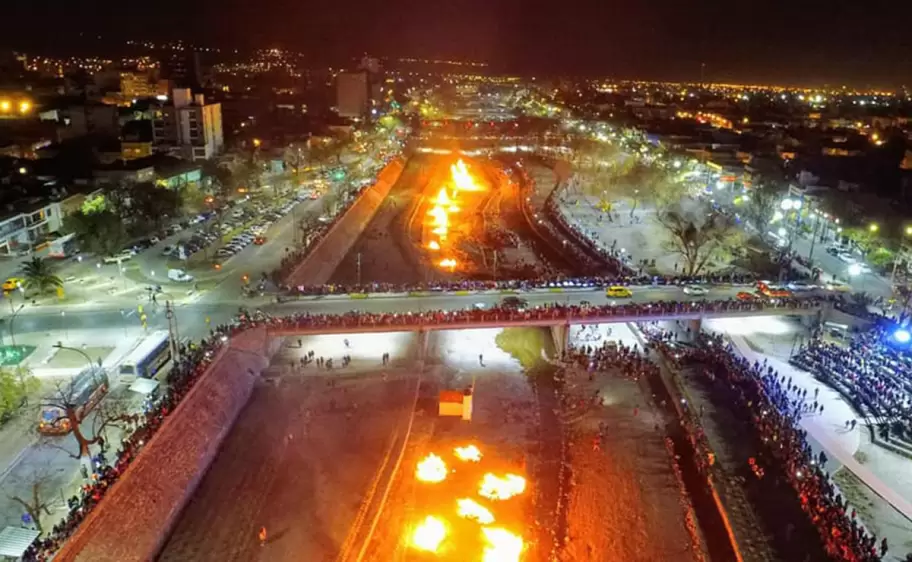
[425,158,484,271]
[408,444,526,561]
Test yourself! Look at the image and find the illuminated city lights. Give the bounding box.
[453,444,483,462]
[456,498,495,524]
[428,240,441,250]
[479,473,527,501]
[481,527,524,562]
[410,515,448,552]
[439,258,457,270]
[416,453,448,483]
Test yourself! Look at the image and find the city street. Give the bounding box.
[7,283,774,344]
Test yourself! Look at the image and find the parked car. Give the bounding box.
[254,236,267,245]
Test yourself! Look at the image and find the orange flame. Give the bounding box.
[481,527,524,562]
[416,453,448,483]
[479,473,526,500]
[454,445,482,462]
[457,498,495,525]
[410,515,447,552]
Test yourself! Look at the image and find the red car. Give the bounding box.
[254,236,267,245]
[736,291,758,301]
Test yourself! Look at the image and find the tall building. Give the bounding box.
[120,71,168,100]
[336,71,369,119]
[160,51,204,89]
[152,88,223,161]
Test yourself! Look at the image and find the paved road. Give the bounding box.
[11,284,811,343]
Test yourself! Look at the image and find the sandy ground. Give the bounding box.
[157,373,418,562]
[559,362,699,562]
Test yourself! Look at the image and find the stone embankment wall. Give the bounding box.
[54,327,279,562]
[286,158,406,286]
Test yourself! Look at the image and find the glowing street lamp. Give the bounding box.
[868,223,879,233]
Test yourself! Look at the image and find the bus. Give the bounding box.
[38,366,109,435]
[47,233,79,259]
[118,331,172,382]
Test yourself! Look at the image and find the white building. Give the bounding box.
[152,88,224,161]
[0,200,64,255]
[336,71,369,120]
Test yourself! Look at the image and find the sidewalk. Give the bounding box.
[725,333,912,522]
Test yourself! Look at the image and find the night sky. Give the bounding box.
[5,0,912,86]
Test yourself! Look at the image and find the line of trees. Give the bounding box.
[63,181,183,257]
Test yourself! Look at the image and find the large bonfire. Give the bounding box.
[407,445,527,561]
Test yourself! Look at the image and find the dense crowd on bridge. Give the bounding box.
[264,297,824,332]
[791,326,912,444]
[656,331,887,562]
[21,323,239,562]
[280,272,776,298]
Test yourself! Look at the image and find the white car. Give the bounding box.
[683,285,709,296]
[103,250,134,264]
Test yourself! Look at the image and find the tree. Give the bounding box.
[127,182,182,234]
[21,257,63,294]
[63,209,128,257]
[743,182,782,233]
[8,469,55,533]
[41,370,131,460]
[201,160,236,237]
[0,368,39,419]
[656,205,743,276]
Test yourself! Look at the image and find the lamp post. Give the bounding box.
[52,343,101,372]
[7,303,25,348]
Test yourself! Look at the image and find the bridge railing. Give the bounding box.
[265,299,825,335]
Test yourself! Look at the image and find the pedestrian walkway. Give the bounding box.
[726,333,912,523]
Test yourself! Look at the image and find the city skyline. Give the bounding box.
[5,0,912,87]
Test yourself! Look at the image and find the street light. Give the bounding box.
[869,223,879,233]
[52,343,102,371]
[7,304,25,348]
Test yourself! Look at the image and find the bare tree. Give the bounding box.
[8,469,56,533]
[656,205,743,276]
[40,370,133,460]
[743,181,782,234]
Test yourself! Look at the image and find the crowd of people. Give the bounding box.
[279,270,788,298]
[21,323,240,561]
[664,331,886,562]
[266,297,824,333]
[791,326,912,443]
